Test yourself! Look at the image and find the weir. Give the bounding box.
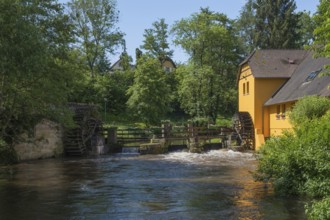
[121,147,140,154]
[104,123,234,154]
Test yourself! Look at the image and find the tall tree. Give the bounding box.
[172,8,241,119]
[127,55,171,125]
[253,0,301,49]
[296,11,316,47]
[0,0,75,142]
[141,18,173,64]
[312,0,330,59]
[176,64,219,120]
[236,0,257,54]
[68,0,123,77]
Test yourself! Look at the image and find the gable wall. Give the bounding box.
[162,60,175,68]
[238,64,290,149]
[238,64,255,122]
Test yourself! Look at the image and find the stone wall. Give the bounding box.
[14,119,63,161]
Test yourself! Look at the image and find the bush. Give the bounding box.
[306,197,330,220]
[0,139,18,165]
[255,96,330,219]
[289,96,330,126]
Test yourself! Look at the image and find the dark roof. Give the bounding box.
[240,49,310,78]
[109,59,122,71]
[265,52,330,106]
[109,59,135,72]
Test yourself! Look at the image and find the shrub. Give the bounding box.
[0,139,18,165]
[255,96,330,219]
[306,197,330,220]
[289,96,330,126]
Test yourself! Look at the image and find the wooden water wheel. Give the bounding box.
[232,112,255,150]
[63,103,102,156]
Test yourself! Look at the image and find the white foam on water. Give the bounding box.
[162,149,255,166]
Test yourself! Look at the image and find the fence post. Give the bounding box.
[107,127,117,144]
[162,122,172,139]
[187,123,202,153]
[187,123,194,138]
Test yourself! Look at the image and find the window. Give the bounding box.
[281,104,286,119]
[243,83,246,95]
[164,67,171,73]
[304,69,322,83]
[276,105,281,120]
[246,82,250,94]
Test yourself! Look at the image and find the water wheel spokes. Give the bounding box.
[232,112,255,150]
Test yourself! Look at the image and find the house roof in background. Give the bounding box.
[163,57,177,68]
[240,49,310,78]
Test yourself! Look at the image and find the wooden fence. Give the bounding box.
[103,124,233,147]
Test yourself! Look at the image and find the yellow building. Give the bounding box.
[236,50,330,150]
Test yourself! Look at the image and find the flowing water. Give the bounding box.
[0,149,306,220]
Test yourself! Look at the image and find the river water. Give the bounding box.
[0,149,306,220]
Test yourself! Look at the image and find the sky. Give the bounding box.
[60,0,320,64]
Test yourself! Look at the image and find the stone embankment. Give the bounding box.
[14,119,63,161]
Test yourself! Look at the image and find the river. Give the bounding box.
[0,149,306,220]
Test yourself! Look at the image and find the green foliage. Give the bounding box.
[187,117,210,127]
[236,0,257,54]
[289,96,330,126]
[176,64,217,121]
[0,139,18,165]
[68,0,124,77]
[237,0,315,54]
[141,18,173,63]
[253,0,303,49]
[306,197,330,220]
[296,11,316,46]
[310,0,330,80]
[216,117,233,127]
[311,0,330,76]
[0,0,75,142]
[69,70,133,117]
[255,96,330,218]
[127,55,171,125]
[176,63,237,122]
[171,9,240,119]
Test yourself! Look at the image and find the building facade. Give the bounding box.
[237,50,330,149]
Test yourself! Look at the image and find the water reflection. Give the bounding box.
[0,150,306,220]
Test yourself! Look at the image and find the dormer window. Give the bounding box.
[304,69,322,83]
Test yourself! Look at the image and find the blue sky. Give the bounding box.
[60,0,320,64]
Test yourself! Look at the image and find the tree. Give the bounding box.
[176,63,222,121]
[253,0,302,49]
[236,0,257,54]
[296,11,315,47]
[105,51,134,115]
[312,0,330,59]
[126,55,171,125]
[140,18,173,64]
[68,0,123,77]
[171,8,241,119]
[0,0,75,143]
